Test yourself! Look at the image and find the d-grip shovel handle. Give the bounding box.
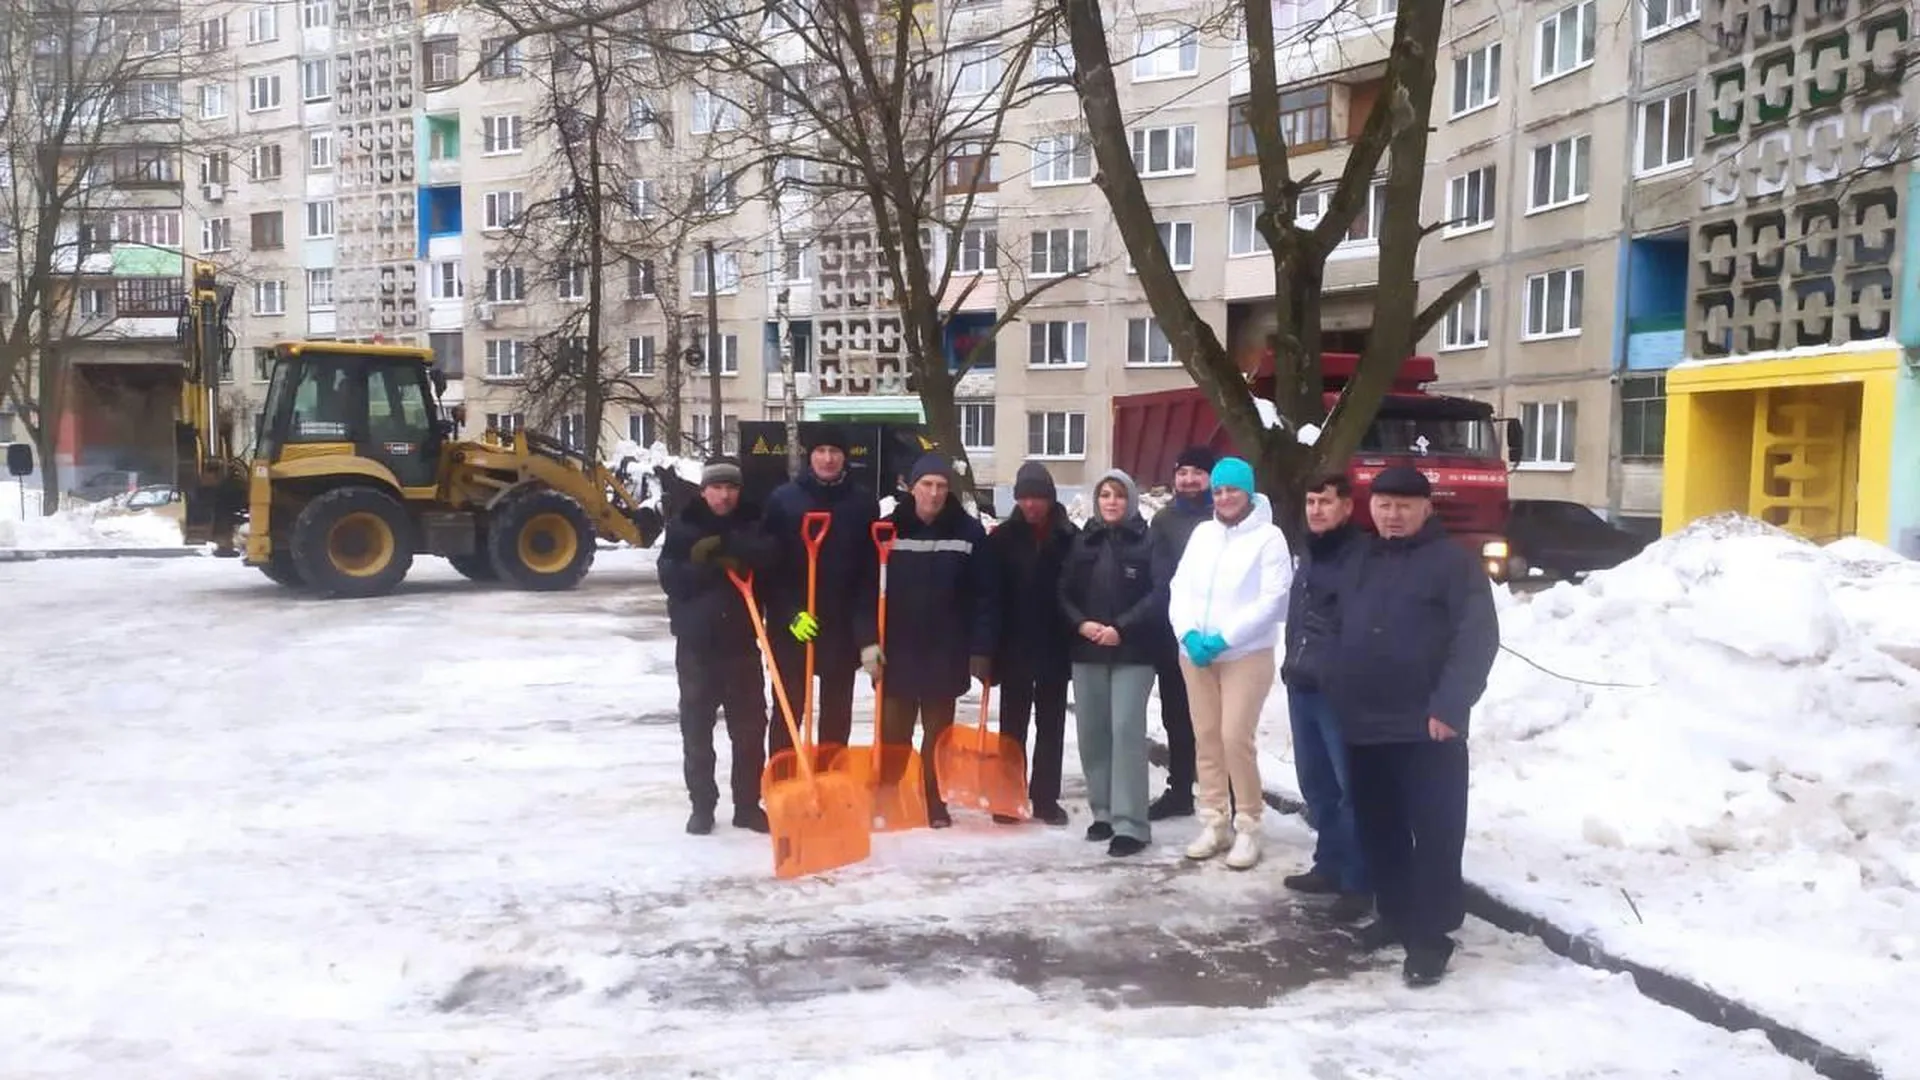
[802,511,833,561]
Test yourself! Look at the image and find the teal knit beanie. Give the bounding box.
[1210,456,1255,494]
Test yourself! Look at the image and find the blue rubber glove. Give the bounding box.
[1182,630,1214,667]
[1200,632,1228,663]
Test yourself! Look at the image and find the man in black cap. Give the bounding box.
[759,424,881,759]
[656,457,780,834]
[1327,464,1499,987]
[987,460,1078,826]
[874,452,997,827]
[1144,444,1216,819]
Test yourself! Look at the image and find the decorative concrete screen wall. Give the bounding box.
[1691,0,1911,359]
[813,229,911,398]
[335,0,422,344]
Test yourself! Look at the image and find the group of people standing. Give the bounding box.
[656,425,1499,986]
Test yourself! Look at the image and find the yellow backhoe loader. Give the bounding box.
[175,262,666,598]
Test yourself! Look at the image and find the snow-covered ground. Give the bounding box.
[2,551,1817,1078]
[0,481,193,551]
[1245,516,1920,1078]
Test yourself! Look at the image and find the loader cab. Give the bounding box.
[257,342,443,489]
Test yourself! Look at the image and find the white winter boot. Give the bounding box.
[1184,810,1230,860]
[1225,814,1263,871]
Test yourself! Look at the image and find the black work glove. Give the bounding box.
[689,536,723,564]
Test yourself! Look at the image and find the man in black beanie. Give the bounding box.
[986,460,1078,825]
[1144,443,1217,819]
[759,423,881,759]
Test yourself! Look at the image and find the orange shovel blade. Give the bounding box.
[933,724,1032,820]
[826,745,930,832]
[761,762,873,880]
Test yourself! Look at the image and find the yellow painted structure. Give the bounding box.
[1662,346,1902,544]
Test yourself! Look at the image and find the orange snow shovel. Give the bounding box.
[729,568,871,880]
[934,682,1032,821]
[826,520,930,832]
[762,510,838,804]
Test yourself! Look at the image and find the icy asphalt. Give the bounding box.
[0,550,1818,1079]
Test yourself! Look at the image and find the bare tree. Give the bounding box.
[0,0,198,511]
[1060,0,1476,532]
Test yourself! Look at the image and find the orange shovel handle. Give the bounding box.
[729,569,814,784]
[869,520,895,769]
[800,511,832,749]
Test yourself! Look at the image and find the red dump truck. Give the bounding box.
[1110,352,1523,580]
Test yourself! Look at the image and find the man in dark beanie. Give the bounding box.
[657,457,780,834]
[759,423,881,760]
[986,460,1078,825]
[873,452,998,827]
[1329,463,1498,987]
[1144,443,1216,819]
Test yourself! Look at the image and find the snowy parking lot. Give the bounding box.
[0,549,1847,1078]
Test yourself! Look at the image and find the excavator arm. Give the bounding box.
[174,262,247,554]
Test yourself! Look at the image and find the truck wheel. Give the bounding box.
[447,553,497,581]
[259,547,305,588]
[290,486,416,599]
[488,489,595,591]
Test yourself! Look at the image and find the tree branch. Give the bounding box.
[1411,270,1481,345]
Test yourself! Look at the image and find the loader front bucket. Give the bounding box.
[827,744,930,832]
[933,688,1031,821]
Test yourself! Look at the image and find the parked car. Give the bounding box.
[1507,499,1651,579]
[73,470,142,503]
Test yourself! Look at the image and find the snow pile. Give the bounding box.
[0,488,192,551]
[1452,515,1920,1071]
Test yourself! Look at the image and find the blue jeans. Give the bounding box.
[1288,687,1368,893]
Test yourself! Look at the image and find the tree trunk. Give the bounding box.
[582,40,607,462]
[32,345,64,516]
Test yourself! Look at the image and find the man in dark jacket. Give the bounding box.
[759,425,881,759]
[1280,471,1371,920]
[656,458,780,835]
[875,453,997,828]
[1145,444,1215,819]
[1328,465,1500,988]
[987,461,1078,827]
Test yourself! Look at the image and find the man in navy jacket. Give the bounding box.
[1327,465,1499,988]
[987,461,1078,826]
[874,453,997,828]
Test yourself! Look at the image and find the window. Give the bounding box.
[113,211,183,249]
[1442,286,1490,349]
[1133,26,1199,80]
[627,259,657,299]
[1619,375,1666,460]
[303,0,328,29]
[945,143,1001,192]
[247,74,281,112]
[695,334,740,375]
[1130,124,1197,176]
[690,91,737,133]
[1642,0,1698,35]
[1445,167,1497,233]
[432,261,462,300]
[1537,0,1597,82]
[302,59,330,102]
[304,200,334,239]
[308,132,333,171]
[484,190,524,229]
[952,46,1004,96]
[1027,411,1086,458]
[487,412,525,435]
[1637,88,1695,176]
[558,413,586,451]
[692,251,741,294]
[1276,0,1330,29]
[1029,228,1089,276]
[200,152,230,186]
[629,412,658,446]
[247,5,278,43]
[1523,267,1585,338]
[425,38,458,87]
[1344,181,1390,245]
[1127,318,1176,366]
[199,17,228,52]
[485,266,525,301]
[700,169,736,214]
[1144,221,1195,270]
[627,336,656,375]
[955,225,997,273]
[628,179,655,219]
[201,217,230,252]
[250,211,284,249]
[1028,321,1087,366]
[958,402,995,451]
[1229,201,1269,256]
[1033,134,1092,184]
[1529,134,1591,211]
[251,144,283,180]
[557,263,586,301]
[252,348,274,382]
[307,269,334,309]
[253,280,286,315]
[1451,43,1501,116]
[481,38,523,79]
[626,100,659,139]
[483,115,523,153]
[200,83,228,118]
[1033,39,1072,85]
[778,242,811,282]
[485,339,527,378]
[1227,101,1258,162]
[1280,87,1331,151]
[1519,400,1577,465]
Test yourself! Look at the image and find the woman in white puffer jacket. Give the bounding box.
[1166,456,1293,869]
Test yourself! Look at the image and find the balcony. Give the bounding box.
[1624,233,1690,371]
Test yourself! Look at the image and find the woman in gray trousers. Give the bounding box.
[1057,469,1166,857]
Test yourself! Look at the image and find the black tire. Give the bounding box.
[488,488,595,591]
[447,553,498,581]
[259,547,305,588]
[289,486,416,599]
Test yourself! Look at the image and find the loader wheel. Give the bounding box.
[447,553,498,581]
[489,489,595,591]
[259,548,305,588]
[290,486,415,599]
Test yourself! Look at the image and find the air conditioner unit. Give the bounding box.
[474,302,494,325]
[202,182,224,202]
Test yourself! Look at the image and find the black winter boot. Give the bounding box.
[1148,788,1195,821]
[733,806,769,833]
[686,808,716,835]
[1403,938,1456,987]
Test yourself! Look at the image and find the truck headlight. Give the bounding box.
[1481,539,1509,560]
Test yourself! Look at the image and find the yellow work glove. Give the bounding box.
[788,611,820,643]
